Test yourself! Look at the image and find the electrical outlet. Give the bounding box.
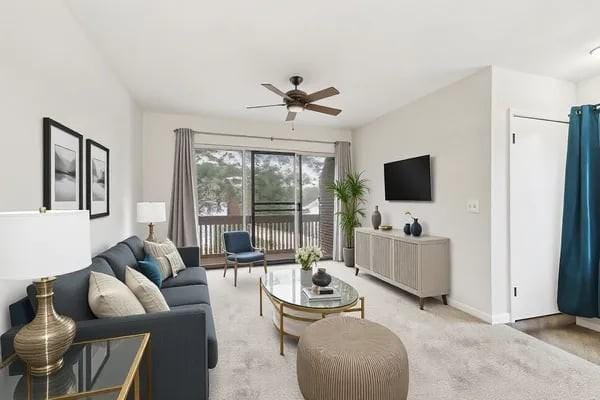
[467,200,480,214]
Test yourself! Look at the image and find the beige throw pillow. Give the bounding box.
[165,251,186,277]
[144,239,186,280]
[125,267,170,313]
[88,271,145,318]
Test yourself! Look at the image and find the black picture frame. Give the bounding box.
[43,117,84,210]
[86,139,110,219]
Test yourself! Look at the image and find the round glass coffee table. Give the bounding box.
[259,268,365,355]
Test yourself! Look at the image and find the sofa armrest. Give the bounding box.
[1,308,209,400]
[178,246,200,267]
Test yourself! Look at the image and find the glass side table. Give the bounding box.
[0,333,150,400]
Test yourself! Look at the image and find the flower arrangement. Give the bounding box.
[295,246,323,271]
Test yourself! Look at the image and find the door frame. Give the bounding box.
[508,108,569,322]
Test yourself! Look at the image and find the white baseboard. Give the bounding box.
[491,312,511,324]
[447,298,493,323]
[576,317,600,332]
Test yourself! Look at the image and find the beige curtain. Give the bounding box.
[168,128,199,247]
[333,141,351,261]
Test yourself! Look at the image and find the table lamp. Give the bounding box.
[137,202,166,242]
[0,209,91,376]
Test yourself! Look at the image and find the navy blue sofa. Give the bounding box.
[0,236,217,400]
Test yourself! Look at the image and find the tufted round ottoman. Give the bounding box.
[297,317,409,400]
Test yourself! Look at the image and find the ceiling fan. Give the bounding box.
[247,75,342,122]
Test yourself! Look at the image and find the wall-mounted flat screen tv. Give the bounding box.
[384,155,432,201]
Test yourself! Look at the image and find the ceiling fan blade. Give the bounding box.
[246,103,286,109]
[286,111,297,122]
[306,87,340,103]
[262,84,293,100]
[305,103,342,116]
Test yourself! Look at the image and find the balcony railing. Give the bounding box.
[198,214,321,257]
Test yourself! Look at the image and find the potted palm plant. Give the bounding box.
[328,171,368,267]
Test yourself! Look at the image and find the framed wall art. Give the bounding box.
[86,139,110,219]
[43,118,84,210]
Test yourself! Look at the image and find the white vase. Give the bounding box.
[300,269,313,287]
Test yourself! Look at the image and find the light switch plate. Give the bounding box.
[467,200,480,214]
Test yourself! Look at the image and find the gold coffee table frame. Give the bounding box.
[259,277,365,355]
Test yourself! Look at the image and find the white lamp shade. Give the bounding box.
[137,202,166,223]
[0,210,91,280]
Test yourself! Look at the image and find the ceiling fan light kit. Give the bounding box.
[247,75,342,122]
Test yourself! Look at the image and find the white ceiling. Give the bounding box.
[67,0,600,129]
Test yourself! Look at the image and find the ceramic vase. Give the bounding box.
[410,218,422,237]
[312,267,332,287]
[403,223,411,235]
[372,206,382,230]
[300,268,313,287]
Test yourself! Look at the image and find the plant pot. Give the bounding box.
[300,269,313,287]
[312,268,332,287]
[342,247,355,267]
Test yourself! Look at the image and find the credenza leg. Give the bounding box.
[354,268,359,276]
[442,295,448,305]
[419,298,424,310]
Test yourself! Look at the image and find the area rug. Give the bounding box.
[207,261,600,399]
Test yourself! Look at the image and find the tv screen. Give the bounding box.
[384,155,432,201]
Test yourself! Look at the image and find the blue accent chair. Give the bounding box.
[223,231,267,287]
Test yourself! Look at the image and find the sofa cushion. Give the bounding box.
[161,267,208,289]
[171,303,218,369]
[120,236,146,261]
[98,243,138,282]
[161,285,211,307]
[27,257,115,322]
[227,251,264,263]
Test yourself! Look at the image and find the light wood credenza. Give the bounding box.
[354,227,450,310]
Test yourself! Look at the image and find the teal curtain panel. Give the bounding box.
[558,105,600,317]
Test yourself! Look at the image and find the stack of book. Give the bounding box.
[302,287,341,301]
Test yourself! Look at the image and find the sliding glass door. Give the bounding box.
[195,148,334,266]
[251,151,298,263]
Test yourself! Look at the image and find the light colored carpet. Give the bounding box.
[207,261,600,400]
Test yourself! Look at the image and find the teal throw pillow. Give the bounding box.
[138,254,163,288]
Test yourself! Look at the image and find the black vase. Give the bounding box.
[312,267,332,287]
[403,223,411,235]
[411,218,422,237]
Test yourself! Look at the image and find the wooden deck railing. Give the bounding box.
[198,214,320,256]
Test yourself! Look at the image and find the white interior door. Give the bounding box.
[509,113,568,321]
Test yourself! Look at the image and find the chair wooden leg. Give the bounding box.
[249,262,252,273]
[263,258,267,273]
[234,262,238,287]
[223,260,227,277]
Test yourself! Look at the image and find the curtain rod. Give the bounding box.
[194,142,335,157]
[183,129,346,146]
[512,114,569,125]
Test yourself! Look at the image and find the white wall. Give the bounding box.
[142,112,351,239]
[0,2,143,334]
[352,68,493,320]
[490,67,576,322]
[574,74,600,332]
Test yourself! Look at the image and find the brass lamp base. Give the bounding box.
[146,222,157,242]
[14,277,75,376]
